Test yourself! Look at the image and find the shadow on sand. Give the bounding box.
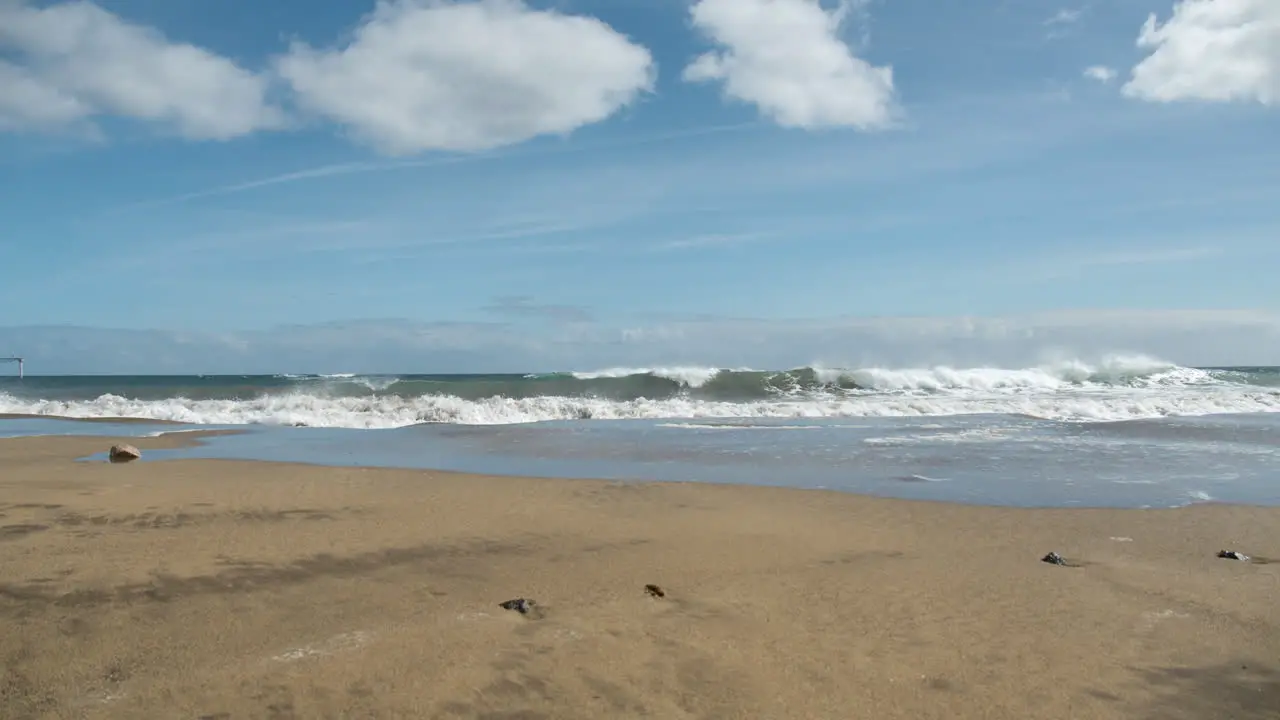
[1136,660,1280,720]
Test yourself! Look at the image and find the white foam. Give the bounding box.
[142,427,213,437]
[350,376,400,392]
[862,428,1017,446]
[904,474,950,482]
[572,366,725,388]
[2,358,1276,429]
[655,422,824,430]
[814,355,1218,393]
[2,382,1276,429]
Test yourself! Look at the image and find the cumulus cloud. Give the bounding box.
[0,0,284,138]
[275,0,656,154]
[1084,65,1117,83]
[0,60,88,129]
[0,0,654,151]
[683,0,897,130]
[1123,0,1280,105]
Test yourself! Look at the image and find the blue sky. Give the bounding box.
[1,0,1278,373]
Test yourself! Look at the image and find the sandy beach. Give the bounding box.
[1,433,1277,719]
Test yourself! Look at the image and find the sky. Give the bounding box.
[0,0,1278,373]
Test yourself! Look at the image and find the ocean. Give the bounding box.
[2,356,1278,509]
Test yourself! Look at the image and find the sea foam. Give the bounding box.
[0,358,1275,429]
[570,366,726,388]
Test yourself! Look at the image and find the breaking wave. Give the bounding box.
[0,357,1276,429]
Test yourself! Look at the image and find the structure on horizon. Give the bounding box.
[2,356,22,378]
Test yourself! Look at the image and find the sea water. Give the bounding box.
[2,357,1278,508]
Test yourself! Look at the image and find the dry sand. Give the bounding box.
[1,433,1278,719]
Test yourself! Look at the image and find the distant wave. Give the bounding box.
[0,357,1276,429]
[570,366,728,388]
[570,355,1234,394]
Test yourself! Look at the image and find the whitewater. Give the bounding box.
[1,356,1277,429]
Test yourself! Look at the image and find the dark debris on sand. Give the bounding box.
[498,598,538,615]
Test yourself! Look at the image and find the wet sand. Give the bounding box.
[1,434,1278,719]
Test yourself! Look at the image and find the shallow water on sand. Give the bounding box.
[9,412,1276,509]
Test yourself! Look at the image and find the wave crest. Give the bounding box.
[570,366,725,388]
[1,358,1275,428]
[822,356,1215,393]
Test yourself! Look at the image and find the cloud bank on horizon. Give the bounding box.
[2,0,1275,149]
[4,309,1280,375]
[1,0,1278,374]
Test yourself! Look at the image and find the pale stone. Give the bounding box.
[108,444,141,463]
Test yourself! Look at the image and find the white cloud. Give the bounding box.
[0,0,284,138]
[1084,65,1117,83]
[0,60,88,129]
[275,0,656,155]
[683,0,897,130]
[1123,0,1280,105]
[1045,8,1083,26]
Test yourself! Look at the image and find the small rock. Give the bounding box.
[108,444,141,463]
[498,598,537,615]
[1217,550,1251,562]
[1041,552,1067,566]
[644,584,665,598]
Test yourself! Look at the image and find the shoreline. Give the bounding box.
[2,433,1279,718]
[15,432,1273,512]
[2,417,1277,510]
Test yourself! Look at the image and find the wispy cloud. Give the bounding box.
[347,217,607,265]
[113,155,498,212]
[1009,245,1221,282]
[1043,7,1084,39]
[385,217,601,250]
[39,215,390,291]
[114,122,761,212]
[480,296,594,323]
[655,232,769,251]
[202,218,382,252]
[1044,8,1083,26]
[1084,65,1117,84]
[1073,246,1220,268]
